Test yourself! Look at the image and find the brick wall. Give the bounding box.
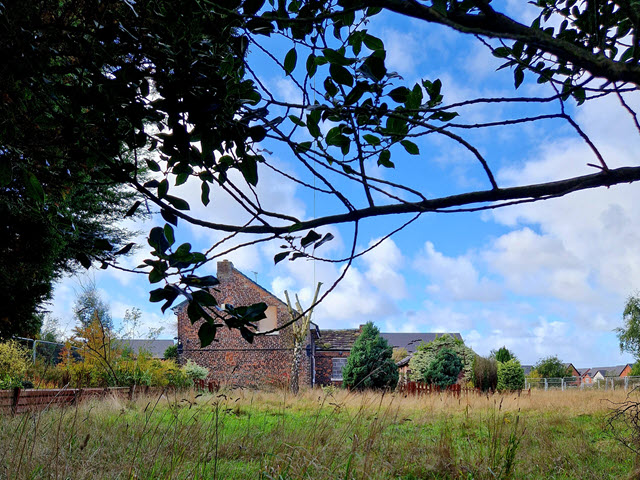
[177,260,312,388]
[315,350,350,386]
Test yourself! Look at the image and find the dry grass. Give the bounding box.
[0,387,635,479]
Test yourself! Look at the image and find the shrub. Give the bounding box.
[409,334,475,382]
[423,348,463,387]
[497,359,525,391]
[183,359,209,381]
[492,346,515,363]
[164,344,178,360]
[0,340,30,389]
[342,322,398,390]
[473,355,498,391]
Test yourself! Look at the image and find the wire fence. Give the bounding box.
[525,376,640,391]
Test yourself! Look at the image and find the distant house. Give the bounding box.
[564,363,580,378]
[175,260,463,388]
[118,339,174,358]
[586,364,632,380]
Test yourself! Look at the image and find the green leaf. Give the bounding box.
[161,209,178,226]
[400,140,419,155]
[493,47,511,58]
[362,56,386,82]
[274,251,289,264]
[165,195,190,210]
[388,87,410,103]
[240,326,255,343]
[306,114,321,138]
[149,226,170,253]
[362,34,384,51]
[239,156,258,186]
[284,48,297,75]
[146,159,161,172]
[306,53,317,78]
[514,67,525,89]
[158,178,169,199]
[322,48,353,66]
[76,252,91,269]
[314,232,334,249]
[377,150,394,168]
[0,161,11,186]
[25,172,45,203]
[164,224,175,247]
[363,134,381,146]
[288,115,306,127]
[330,63,353,87]
[192,290,218,307]
[301,230,321,247]
[198,321,217,347]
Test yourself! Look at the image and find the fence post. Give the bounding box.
[561,378,564,391]
[544,378,548,391]
[11,387,21,415]
[625,376,629,391]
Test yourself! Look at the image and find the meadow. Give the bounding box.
[0,387,636,479]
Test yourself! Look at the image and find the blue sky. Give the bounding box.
[47,2,640,368]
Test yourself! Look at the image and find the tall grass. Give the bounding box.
[0,387,633,479]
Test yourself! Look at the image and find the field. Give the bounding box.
[0,387,636,479]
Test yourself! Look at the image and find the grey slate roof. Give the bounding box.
[577,368,591,376]
[586,365,630,377]
[380,333,462,353]
[315,330,462,352]
[118,339,174,358]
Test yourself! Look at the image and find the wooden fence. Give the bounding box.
[399,382,484,397]
[1,386,144,414]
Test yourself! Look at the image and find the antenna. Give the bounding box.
[252,271,258,283]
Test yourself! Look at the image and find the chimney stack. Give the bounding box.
[217,260,234,280]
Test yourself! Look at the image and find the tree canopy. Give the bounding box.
[342,321,398,390]
[533,355,571,378]
[4,0,640,344]
[617,295,640,360]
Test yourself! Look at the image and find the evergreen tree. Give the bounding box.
[423,347,463,388]
[492,346,516,363]
[342,322,398,390]
[497,359,526,391]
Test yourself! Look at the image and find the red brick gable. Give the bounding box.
[176,260,312,388]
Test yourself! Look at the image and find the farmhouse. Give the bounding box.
[175,260,462,387]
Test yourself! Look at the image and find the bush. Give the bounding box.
[492,346,515,363]
[342,322,398,390]
[409,334,475,382]
[164,344,178,360]
[183,359,209,381]
[497,359,525,391]
[0,341,30,389]
[473,355,498,391]
[423,347,463,387]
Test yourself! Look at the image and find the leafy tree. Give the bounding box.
[497,359,526,391]
[342,322,398,390]
[616,295,640,360]
[392,347,409,364]
[73,283,113,331]
[423,347,463,388]
[491,346,516,363]
[409,334,475,382]
[5,0,640,345]
[473,355,498,392]
[533,356,571,378]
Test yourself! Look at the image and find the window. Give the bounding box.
[257,306,278,334]
[331,358,348,381]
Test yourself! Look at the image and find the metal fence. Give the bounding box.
[525,376,640,391]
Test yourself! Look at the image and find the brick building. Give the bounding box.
[176,260,314,388]
[176,260,462,388]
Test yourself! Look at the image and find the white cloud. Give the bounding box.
[414,241,501,301]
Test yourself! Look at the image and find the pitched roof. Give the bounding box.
[521,365,534,376]
[577,367,591,376]
[380,332,462,353]
[118,339,174,358]
[587,365,630,377]
[315,329,463,352]
[315,329,360,350]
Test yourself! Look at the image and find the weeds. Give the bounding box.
[0,388,632,479]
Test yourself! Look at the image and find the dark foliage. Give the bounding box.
[423,347,463,388]
[473,355,498,392]
[342,322,398,390]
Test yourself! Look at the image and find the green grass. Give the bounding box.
[0,388,635,479]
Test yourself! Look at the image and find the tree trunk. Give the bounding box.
[290,342,302,395]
